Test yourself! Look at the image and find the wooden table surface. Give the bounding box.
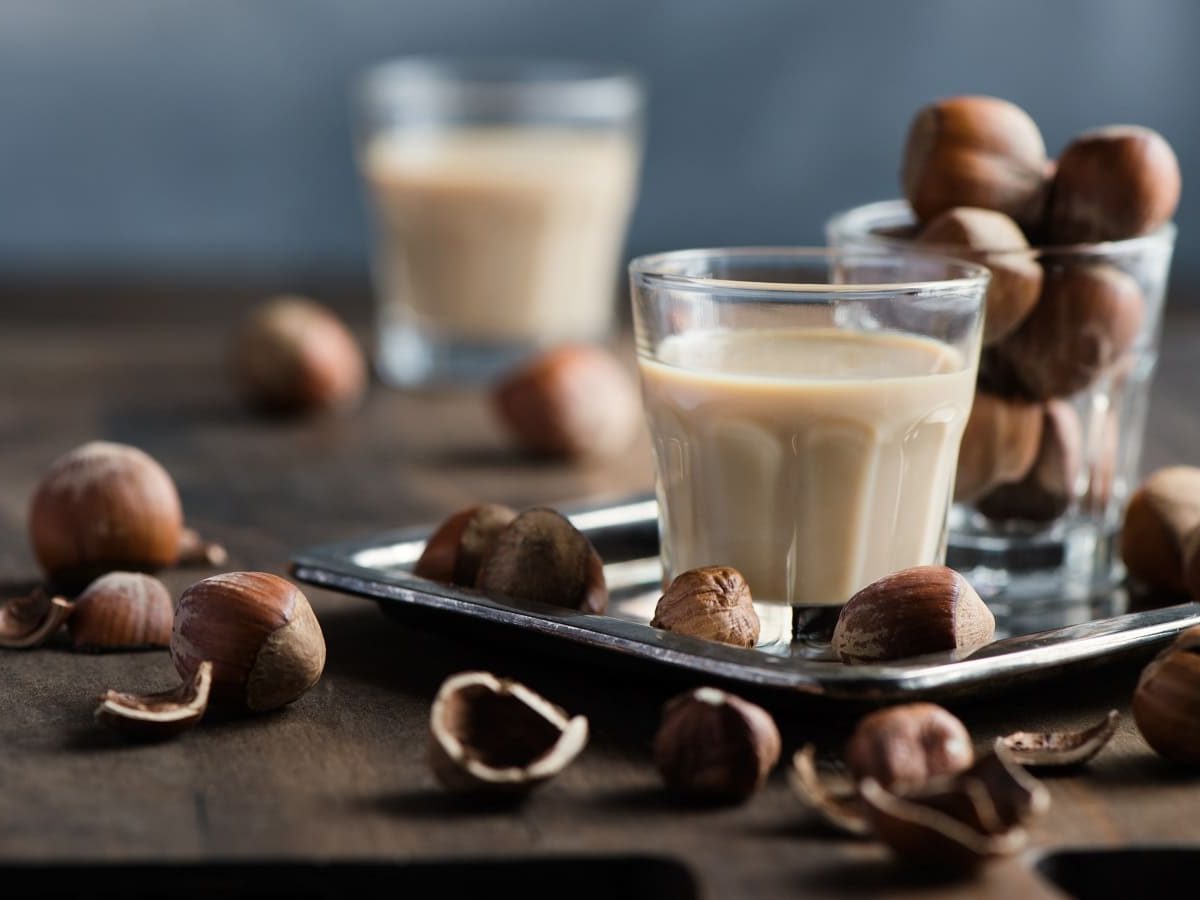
[2,281,1199,899]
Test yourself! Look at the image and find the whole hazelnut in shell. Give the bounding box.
[230,295,366,416]
[993,263,1143,400]
[491,345,643,461]
[953,390,1044,504]
[171,572,326,712]
[902,96,1048,229]
[1120,466,1200,594]
[413,503,517,586]
[845,703,974,792]
[29,441,183,590]
[916,207,1042,344]
[651,566,760,648]
[1132,625,1200,766]
[977,401,1082,524]
[68,571,173,652]
[1047,125,1181,243]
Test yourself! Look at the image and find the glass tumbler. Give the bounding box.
[629,248,988,641]
[827,200,1177,607]
[355,58,645,386]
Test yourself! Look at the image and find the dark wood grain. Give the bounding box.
[1,281,1198,899]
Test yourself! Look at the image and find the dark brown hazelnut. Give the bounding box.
[845,703,974,792]
[916,207,1043,344]
[976,401,1082,523]
[413,504,518,586]
[230,295,366,416]
[651,566,760,648]
[653,686,781,804]
[1047,125,1181,243]
[1132,626,1200,766]
[491,345,643,461]
[901,96,1048,229]
[475,508,608,614]
[953,390,1044,503]
[831,566,995,663]
[1120,466,1200,594]
[992,262,1143,400]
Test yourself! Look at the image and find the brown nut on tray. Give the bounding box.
[413,503,518,586]
[916,208,1043,344]
[831,566,995,663]
[845,703,975,793]
[29,441,184,590]
[1132,625,1200,766]
[953,391,1044,503]
[1047,125,1181,243]
[651,566,760,648]
[475,508,608,615]
[491,344,643,461]
[901,96,1048,230]
[976,401,1082,524]
[68,572,173,652]
[653,686,781,805]
[429,671,588,794]
[1120,466,1200,595]
[992,262,1143,400]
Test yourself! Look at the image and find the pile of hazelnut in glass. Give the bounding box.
[896,95,1180,523]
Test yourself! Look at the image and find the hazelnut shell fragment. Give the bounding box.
[1132,626,1200,766]
[653,686,781,805]
[68,572,173,652]
[1001,710,1120,768]
[0,589,74,649]
[845,703,974,792]
[413,504,517,586]
[651,566,760,648]
[475,508,608,615]
[1120,467,1200,595]
[831,567,995,663]
[95,660,213,741]
[789,744,870,836]
[428,670,588,794]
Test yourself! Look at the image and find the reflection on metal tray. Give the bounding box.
[290,494,1200,701]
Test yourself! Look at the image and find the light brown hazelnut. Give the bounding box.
[1132,625,1200,766]
[831,566,995,663]
[1047,125,1182,243]
[68,571,173,652]
[29,441,184,590]
[845,703,974,792]
[976,401,1082,523]
[916,207,1043,344]
[954,390,1044,503]
[230,295,366,416]
[653,686,781,804]
[428,670,588,794]
[901,96,1048,229]
[491,345,643,460]
[1120,466,1200,594]
[413,503,518,586]
[171,572,326,712]
[475,508,608,614]
[993,262,1143,400]
[651,566,759,648]
[95,660,213,741]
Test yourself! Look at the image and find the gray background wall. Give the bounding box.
[2,0,1197,281]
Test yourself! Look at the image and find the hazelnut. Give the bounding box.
[653,686,781,804]
[1132,625,1200,766]
[1047,125,1181,243]
[845,703,974,792]
[651,566,760,648]
[96,661,213,741]
[901,96,1048,229]
[992,263,1143,400]
[976,401,1082,523]
[1119,466,1200,594]
[413,504,518,586]
[0,589,74,649]
[230,295,366,416]
[953,390,1044,503]
[428,671,588,794]
[68,572,173,652]
[490,345,643,460]
[29,441,184,590]
[831,566,995,663]
[916,207,1043,344]
[475,508,608,615]
[171,572,326,712]
[177,527,229,568]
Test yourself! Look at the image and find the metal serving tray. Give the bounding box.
[291,494,1200,701]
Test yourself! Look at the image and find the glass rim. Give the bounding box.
[628,246,991,295]
[826,198,1178,256]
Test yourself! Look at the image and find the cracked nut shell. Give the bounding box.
[0,589,74,649]
[1120,466,1200,595]
[1133,626,1200,766]
[845,703,975,792]
[831,566,995,663]
[413,503,518,586]
[68,571,173,652]
[96,660,213,741]
[653,686,781,804]
[651,566,760,648]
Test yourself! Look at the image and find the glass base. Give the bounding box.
[376,321,543,387]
